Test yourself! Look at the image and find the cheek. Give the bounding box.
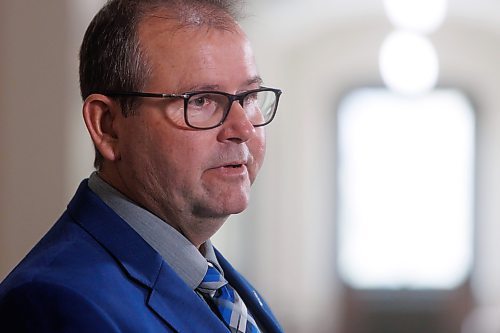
[120,118,174,172]
[117,119,150,162]
[158,134,208,179]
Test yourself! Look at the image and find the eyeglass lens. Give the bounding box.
[186,90,277,128]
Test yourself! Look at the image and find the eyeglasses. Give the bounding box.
[102,87,282,130]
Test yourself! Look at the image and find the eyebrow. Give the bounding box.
[246,76,263,87]
[183,76,264,93]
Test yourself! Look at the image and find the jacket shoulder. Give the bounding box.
[0,280,121,333]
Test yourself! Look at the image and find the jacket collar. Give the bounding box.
[67,180,228,332]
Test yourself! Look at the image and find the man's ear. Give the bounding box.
[82,94,122,162]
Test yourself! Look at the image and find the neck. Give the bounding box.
[96,167,228,249]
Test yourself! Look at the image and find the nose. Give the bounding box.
[216,101,256,143]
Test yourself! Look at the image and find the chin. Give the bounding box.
[194,197,250,218]
[225,193,251,213]
[217,199,250,216]
[227,204,248,215]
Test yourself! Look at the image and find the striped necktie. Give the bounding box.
[197,262,261,333]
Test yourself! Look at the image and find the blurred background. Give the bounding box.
[2,0,500,332]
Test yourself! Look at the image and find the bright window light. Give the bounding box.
[337,88,475,290]
[383,0,448,34]
[379,31,439,96]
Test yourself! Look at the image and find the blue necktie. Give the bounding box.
[198,262,260,333]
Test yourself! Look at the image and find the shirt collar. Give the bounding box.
[87,172,220,289]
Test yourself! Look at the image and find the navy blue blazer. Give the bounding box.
[0,180,283,332]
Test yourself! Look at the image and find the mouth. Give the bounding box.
[208,161,248,176]
[207,161,249,181]
[223,163,244,169]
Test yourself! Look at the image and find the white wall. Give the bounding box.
[0,0,100,278]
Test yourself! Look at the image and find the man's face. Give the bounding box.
[111,18,265,240]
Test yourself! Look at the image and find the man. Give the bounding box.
[0,0,283,332]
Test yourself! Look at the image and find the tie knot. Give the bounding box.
[198,263,227,296]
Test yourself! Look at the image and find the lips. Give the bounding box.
[207,148,251,172]
[222,162,245,168]
[207,160,249,177]
[210,157,248,170]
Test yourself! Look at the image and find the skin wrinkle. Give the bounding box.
[145,9,237,33]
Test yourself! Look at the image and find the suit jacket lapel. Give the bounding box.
[149,261,228,332]
[215,248,284,333]
[67,181,228,332]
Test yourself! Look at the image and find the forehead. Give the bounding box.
[137,15,258,92]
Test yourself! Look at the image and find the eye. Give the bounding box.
[192,96,208,107]
[246,92,259,101]
[243,91,260,107]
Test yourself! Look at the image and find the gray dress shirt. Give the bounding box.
[87,172,223,290]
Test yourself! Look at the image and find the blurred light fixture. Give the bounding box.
[383,0,448,34]
[379,31,439,96]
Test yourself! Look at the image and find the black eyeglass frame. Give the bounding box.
[101,86,282,130]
